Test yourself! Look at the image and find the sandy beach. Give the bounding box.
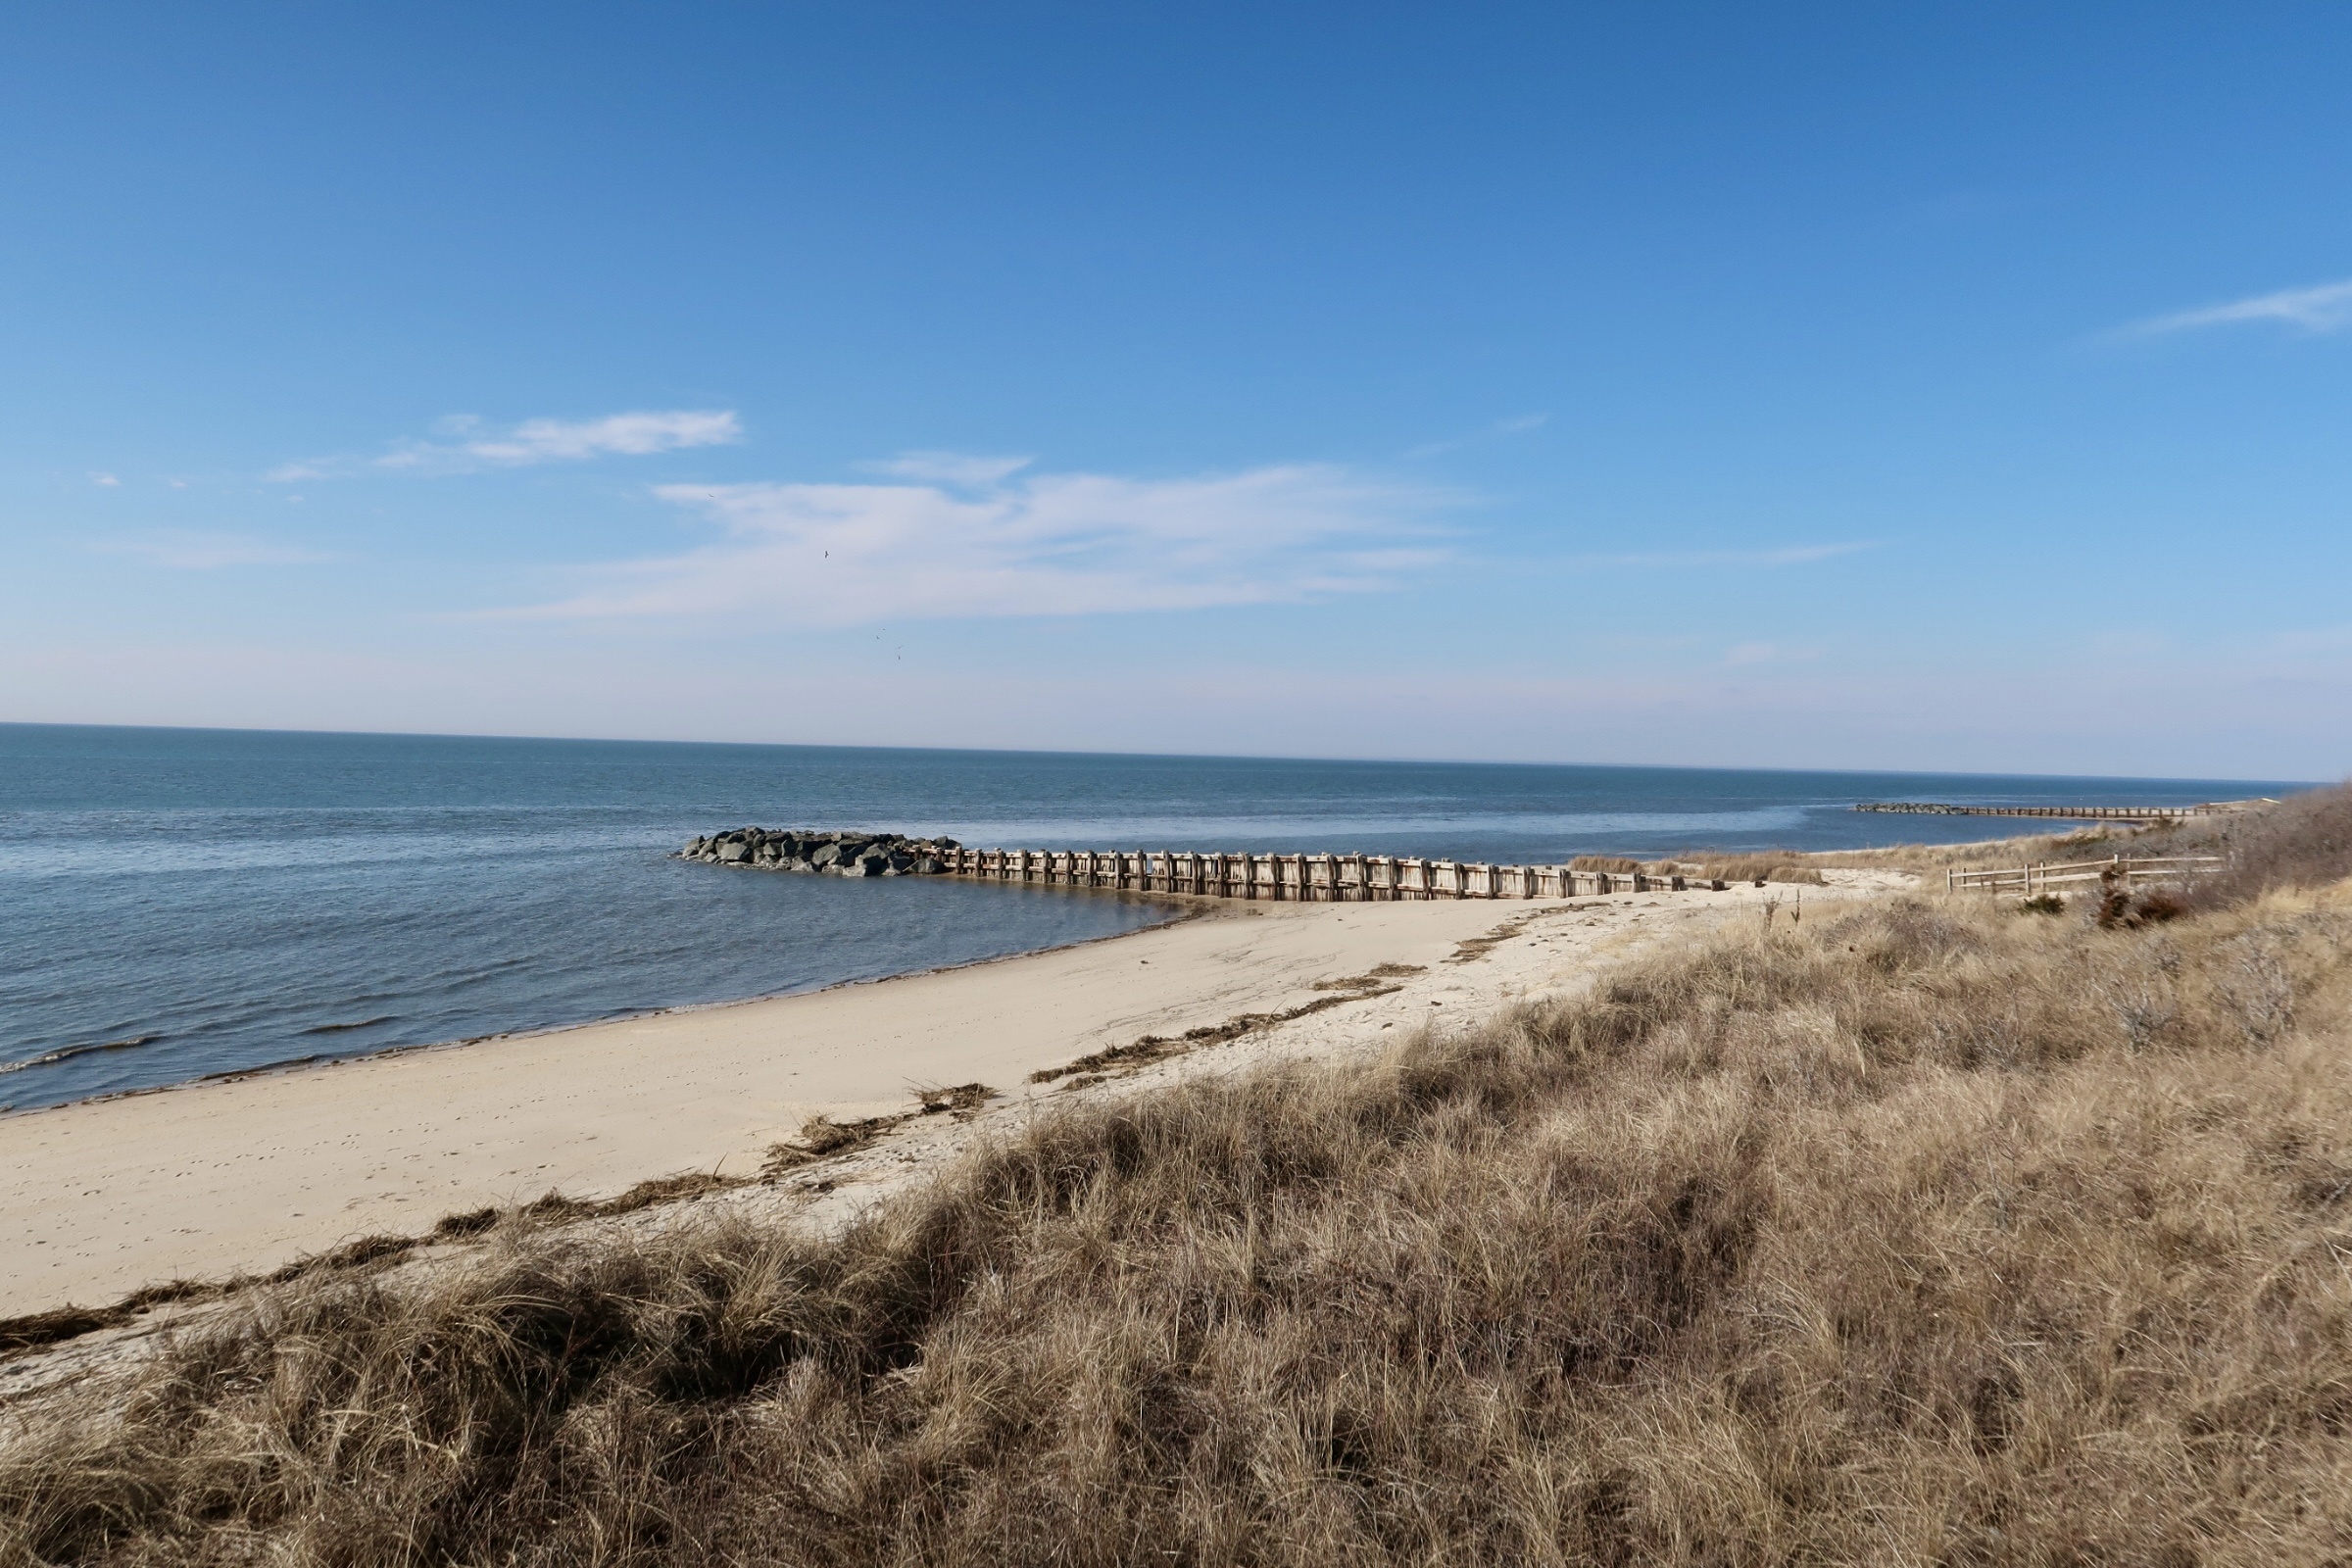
[0,879,1875,1322]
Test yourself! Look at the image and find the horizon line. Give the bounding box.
[0,718,2318,790]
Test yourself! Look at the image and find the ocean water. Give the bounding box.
[0,723,2300,1111]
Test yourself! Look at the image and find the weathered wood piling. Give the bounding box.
[935,846,1718,902]
[682,828,1734,901]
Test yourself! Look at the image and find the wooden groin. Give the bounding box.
[937,846,1723,902]
[1856,799,2272,822]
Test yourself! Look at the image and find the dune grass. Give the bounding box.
[1781,780,2352,881]
[1586,853,1823,884]
[1678,855,1826,886]
[2130,781,2352,906]
[1569,854,1644,873]
[6,812,2352,1564]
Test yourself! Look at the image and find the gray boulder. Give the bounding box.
[683,825,956,877]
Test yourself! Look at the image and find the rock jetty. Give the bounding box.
[679,827,959,878]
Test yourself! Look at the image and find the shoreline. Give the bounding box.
[4,889,1198,1121]
[2,813,2095,1117]
[7,889,1759,1320]
[3,827,1942,1122]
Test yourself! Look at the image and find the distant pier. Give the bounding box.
[1852,799,2273,822]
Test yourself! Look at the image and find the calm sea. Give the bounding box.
[0,723,2300,1110]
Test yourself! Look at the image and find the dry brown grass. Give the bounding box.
[2131,782,2352,906]
[1582,853,1821,884]
[1660,831,2152,878]
[1790,783,2351,880]
[1686,855,1826,886]
[7,879,2352,1564]
[1819,831,2132,871]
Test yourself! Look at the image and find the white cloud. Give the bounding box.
[93,530,335,570]
[269,409,741,481]
[435,410,740,465]
[496,455,1454,624]
[861,452,1034,487]
[1572,543,1873,568]
[2125,277,2352,337]
[89,471,121,487]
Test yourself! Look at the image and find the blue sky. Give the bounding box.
[4,3,2348,779]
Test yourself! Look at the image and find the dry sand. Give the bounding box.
[0,876,1898,1323]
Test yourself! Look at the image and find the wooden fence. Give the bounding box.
[937,847,1723,902]
[1946,855,2228,896]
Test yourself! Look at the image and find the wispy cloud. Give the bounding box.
[2124,277,2352,337]
[494,454,1455,624]
[1404,413,1548,461]
[269,409,741,481]
[1571,542,1873,568]
[93,530,335,569]
[860,451,1035,486]
[88,471,121,487]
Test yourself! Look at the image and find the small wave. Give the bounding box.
[300,1014,400,1035]
[0,1033,163,1075]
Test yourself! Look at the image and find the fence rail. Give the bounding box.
[1946,855,2228,896]
[938,847,1727,902]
